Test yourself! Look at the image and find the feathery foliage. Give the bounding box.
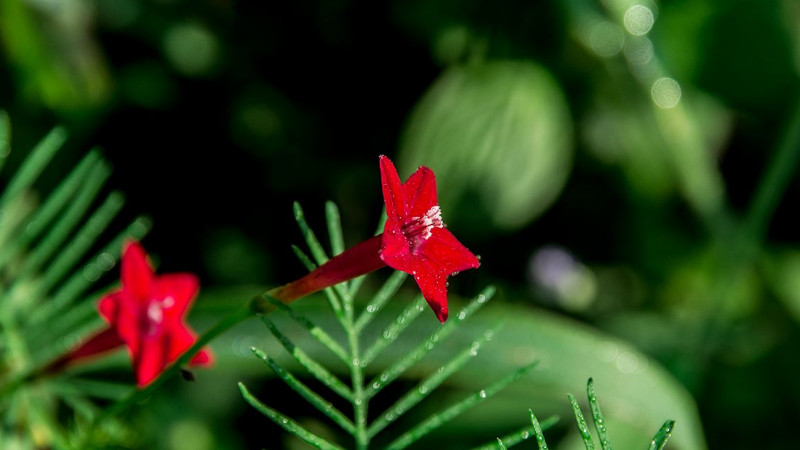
[239,201,536,448]
[495,379,675,450]
[0,113,150,448]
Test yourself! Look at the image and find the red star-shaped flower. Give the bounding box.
[378,156,480,322]
[97,241,213,386]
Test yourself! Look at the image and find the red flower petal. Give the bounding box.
[135,333,169,387]
[380,217,413,267]
[422,228,481,274]
[191,347,214,366]
[97,291,122,325]
[121,241,154,303]
[151,273,199,323]
[402,166,438,219]
[380,155,408,222]
[407,259,449,322]
[166,325,214,367]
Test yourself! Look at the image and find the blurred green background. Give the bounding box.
[2,0,800,448]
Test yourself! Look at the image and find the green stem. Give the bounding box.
[742,97,800,245]
[347,315,368,449]
[699,95,800,353]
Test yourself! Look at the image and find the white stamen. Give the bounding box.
[403,205,444,252]
[147,302,163,324]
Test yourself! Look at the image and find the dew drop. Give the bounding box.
[380,373,389,382]
[477,294,487,303]
[281,418,289,425]
[478,390,487,398]
[352,358,360,367]
[96,252,116,271]
[354,398,362,406]
[458,311,467,320]
[418,386,429,394]
[367,305,377,313]
[83,263,101,282]
[385,413,395,422]
[470,342,481,356]
[373,382,381,389]
[521,431,530,440]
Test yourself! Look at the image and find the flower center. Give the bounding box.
[143,296,175,336]
[402,205,443,253]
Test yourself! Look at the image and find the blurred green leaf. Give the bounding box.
[0,0,110,113]
[764,250,800,323]
[400,60,573,232]
[202,287,706,449]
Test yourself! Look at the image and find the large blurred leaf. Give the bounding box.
[0,0,110,114]
[399,60,573,232]
[199,287,706,449]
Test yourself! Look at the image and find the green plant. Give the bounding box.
[508,379,674,450]
[239,201,542,449]
[0,112,150,447]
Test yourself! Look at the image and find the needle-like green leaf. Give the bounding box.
[647,420,675,450]
[259,295,350,364]
[291,244,344,320]
[0,150,101,272]
[262,317,353,401]
[0,110,10,174]
[294,201,329,266]
[29,216,151,324]
[0,126,67,209]
[354,271,407,332]
[530,410,551,450]
[239,382,346,450]
[586,378,612,450]
[384,360,538,450]
[360,296,426,366]
[325,201,345,257]
[365,286,495,399]
[568,393,596,450]
[251,347,356,434]
[367,326,500,439]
